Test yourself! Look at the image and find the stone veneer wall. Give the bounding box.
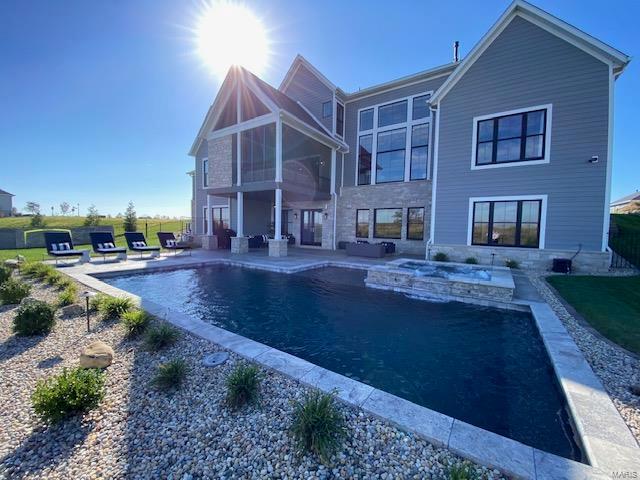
[284,198,335,249]
[429,244,611,273]
[335,181,432,255]
[207,135,233,188]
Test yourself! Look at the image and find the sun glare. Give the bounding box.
[195,1,270,79]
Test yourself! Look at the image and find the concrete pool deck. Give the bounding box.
[58,249,640,479]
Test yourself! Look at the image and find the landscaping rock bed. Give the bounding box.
[1,276,503,479]
[531,274,640,443]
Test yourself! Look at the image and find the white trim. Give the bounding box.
[430,1,629,105]
[330,149,336,195]
[279,54,337,93]
[470,104,552,170]
[355,92,433,186]
[466,194,548,249]
[274,188,282,240]
[429,105,440,244]
[207,113,278,141]
[602,64,614,252]
[236,191,244,237]
[295,100,335,138]
[281,111,347,151]
[275,118,283,182]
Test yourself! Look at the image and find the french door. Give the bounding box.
[300,209,322,246]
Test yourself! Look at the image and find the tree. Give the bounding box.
[25,202,40,215]
[123,201,137,232]
[84,205,101,226]
[59,202,70,216]
[30,212,45,228]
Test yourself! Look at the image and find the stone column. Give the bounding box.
[202,235,218,250]
[268,238,288,257]
[231,236,248,254]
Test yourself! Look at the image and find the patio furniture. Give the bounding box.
[89,232,127,261]
[346,242,385,258]
[380,241,396,254]
[157,232,192,256]
[44,232,90,264]
[124,232,160,258]
[216,228,235,250]
[248,234,269,249]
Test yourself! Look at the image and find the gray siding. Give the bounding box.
[342,76,448,187]
[0,195,12,216]
[282,64,334,132]
[434,15,610,252]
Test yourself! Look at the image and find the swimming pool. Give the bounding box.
[102,265,581,460]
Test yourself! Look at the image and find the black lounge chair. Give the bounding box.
[124,232,160,258]
[44,231,90,265]
[157,232,192,256]
[89,232,127,261]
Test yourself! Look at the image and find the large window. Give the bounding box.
[357,134,373,185]
[357,94,431,185]
[336,102,344,138]
[241,123,276,183]
[376,128,406,183]
[475,108,548,166]
[202,158,209,187]
[472,199,542,248]
[211,206,230,233]
[374,208,402,239]
[356,209,369,238]
[407,207,424,240]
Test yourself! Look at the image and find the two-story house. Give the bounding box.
[189,0,629,271]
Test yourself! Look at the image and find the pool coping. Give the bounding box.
[61,257,640,479]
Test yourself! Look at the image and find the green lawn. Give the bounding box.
[547,275,640,355]
[0,216,189,262]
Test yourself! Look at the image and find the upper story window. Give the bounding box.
[472,105,551,169]
[336,102,344,138]
[322,101,332,119]
[202,158,209,188]
[357,93,431,185]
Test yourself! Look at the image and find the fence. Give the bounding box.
[609,230,640,269]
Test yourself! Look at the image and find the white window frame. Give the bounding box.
[202,157,209,188]
[470,104,552,170]
[466,195,548,249]
[355,92,432,186]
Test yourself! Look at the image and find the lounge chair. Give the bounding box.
[89,232,127,261]
[44,232,90,265]
[124,232,160,258]
[157,232,192,256]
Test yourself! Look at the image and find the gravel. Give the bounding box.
[1,274,504,479]
[530,273,640,443]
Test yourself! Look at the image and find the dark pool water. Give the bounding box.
[103,266,581,460]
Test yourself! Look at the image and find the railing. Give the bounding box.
[609,230,640,269]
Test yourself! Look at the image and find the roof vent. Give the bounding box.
[453,41,460,62]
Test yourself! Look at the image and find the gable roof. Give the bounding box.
[430,0,631,105]
[611,192,640,207]
[189,66,344,157]
[0,189,13,196]
[279,54,336,93]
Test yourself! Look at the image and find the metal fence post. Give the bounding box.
[145,222,148,237]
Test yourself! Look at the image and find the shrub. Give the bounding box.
[290,390,346,463]
[505,259,520,269]
[151,358,188,391]
[56,277,74,291]
[0,278,32,305]
[121,309,152,337]
[13,300,56,336]
[98,296,133,320]
[35,264,56,281]
[464,257,478,265]
[0,265,11,285]
[45,269,63,286]
[57,284,78,307]
[31,367,105,423]
[144,324,180,352]
[89,293,108,312]
[225,364,261,410]
[20,262,46,278]
[448,463,476,480]
[433,252,449,262]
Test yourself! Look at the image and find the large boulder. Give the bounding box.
[61,304,84,318]
[79,341,114,369]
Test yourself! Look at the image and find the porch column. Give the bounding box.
[274,188,282,240]
[269,188,288,257]
[202,194,218,250]
[231,191,248,254]
[275,118,283,182]
[206,195,212,235]
[236,191,244,236]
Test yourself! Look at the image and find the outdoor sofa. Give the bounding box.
[44,231,90,264]
[124,232,161,258]
[157,232,192,256]
[89,232,127,261]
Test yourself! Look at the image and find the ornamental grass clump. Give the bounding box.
[505,259,520,269]
[13,300,56,336]
[98,296,133,320]
[21,262,51,279]
[45,269,63,286]
[433,252,450,262]
[464,257,478,265]
[151,358,188,391]
[31,367,105,423]
[121,309,152,337]
[225,364,261,410]
[144,324,180,352]
[447,462,476,480]
[290,390,346,463]
[57,283,78,307]
[0,265,11,285]
[0,278,32,305]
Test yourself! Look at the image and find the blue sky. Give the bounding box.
[1,0,638,217]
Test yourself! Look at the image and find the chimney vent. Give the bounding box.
[453,41,460,62]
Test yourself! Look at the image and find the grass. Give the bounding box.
[144,324,180,352]
[547,275,640,355]
[151,358,188,391]
[225,364,262,410]
[0,216,188,262]
[121,309,152,337]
